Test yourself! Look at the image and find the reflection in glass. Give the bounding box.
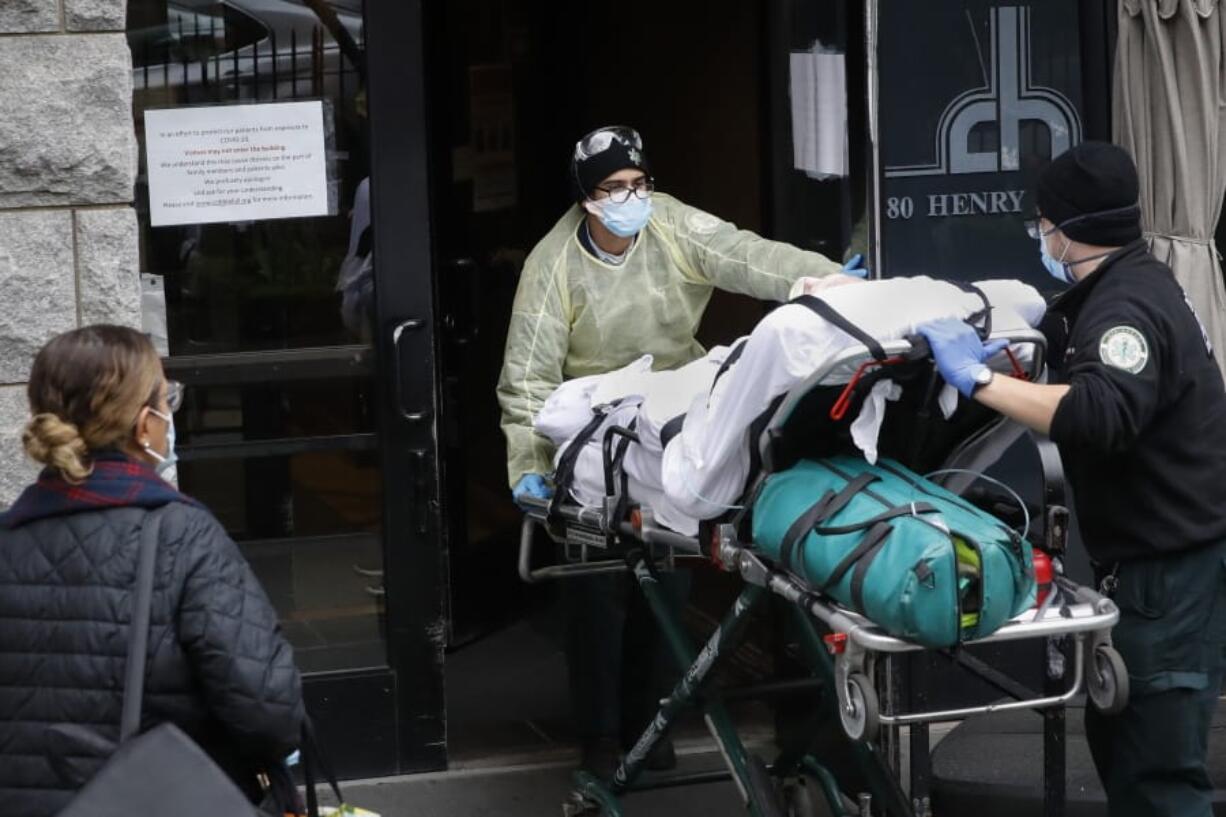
[128,1,383,673]
[130,0,370,354]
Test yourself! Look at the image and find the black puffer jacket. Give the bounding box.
[0,501,304,817]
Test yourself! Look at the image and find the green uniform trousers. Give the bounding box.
[1085,540,1226,817]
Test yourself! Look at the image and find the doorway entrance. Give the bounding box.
[425,0,852,760]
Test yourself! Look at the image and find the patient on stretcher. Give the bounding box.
[533,275,1046,536]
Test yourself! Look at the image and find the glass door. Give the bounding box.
[127,0,445,776]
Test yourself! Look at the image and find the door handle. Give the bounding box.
[392,318,431,422]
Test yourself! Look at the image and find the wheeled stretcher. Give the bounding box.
[518,327,1127,817]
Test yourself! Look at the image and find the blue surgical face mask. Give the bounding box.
[1040,234,1075,285]
[144,408,179,480]
[590,194,653,238]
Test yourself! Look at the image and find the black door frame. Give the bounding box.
[365,0,448,774]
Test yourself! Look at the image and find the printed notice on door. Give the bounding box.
[145,101,330,227]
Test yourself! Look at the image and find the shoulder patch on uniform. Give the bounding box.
[1098,325,1149,374]
[685,210,722,236]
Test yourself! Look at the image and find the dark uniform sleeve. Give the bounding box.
[1049,302,1165,454]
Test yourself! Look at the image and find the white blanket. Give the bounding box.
[536,277,1046,535]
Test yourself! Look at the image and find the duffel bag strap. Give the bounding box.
[778,473,879,572]
[821,520,894,598]
[812,501,938,536]
[779,490,835,573]
[849,523,894,615]
[817,473,879,522]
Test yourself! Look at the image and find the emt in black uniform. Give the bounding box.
[920,141,1226,817]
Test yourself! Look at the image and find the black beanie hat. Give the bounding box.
[1036,141,1142,246]
[571,127,651,201]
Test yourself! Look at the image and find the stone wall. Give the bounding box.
[0,0,138,505]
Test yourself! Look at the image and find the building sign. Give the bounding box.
[877,3,1085,291]
[145,101,330,227]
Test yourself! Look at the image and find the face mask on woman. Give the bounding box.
[143,409,179,480]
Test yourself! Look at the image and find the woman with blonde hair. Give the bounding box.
[0,325,304,817]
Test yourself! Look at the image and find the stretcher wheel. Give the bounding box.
[840,673,879,744]
[1087,644,1129,715]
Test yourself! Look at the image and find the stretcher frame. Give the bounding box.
[518,330,1125,817]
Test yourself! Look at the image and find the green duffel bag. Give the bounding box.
[752,456,1035,647]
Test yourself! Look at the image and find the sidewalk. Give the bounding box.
[325,745,755,817]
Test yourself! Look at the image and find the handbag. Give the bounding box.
[58,507,263,817]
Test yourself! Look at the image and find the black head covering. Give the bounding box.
[1037,141,1142,246]
[570,126,651,202]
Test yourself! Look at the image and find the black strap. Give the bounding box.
[812,502,938,536]
[302,717,345,817]
[660,413,686,449]
[850,523,894,614]
[819,473,878,522]
[779,490,836,573]
[710,338,749,394]
[950,281,993,339]
[613,426,635,469]
[605,417,637,525]
[778,474,879,572]
[822,521,894,595]
[907,366,944,467]
[120,507,167,742]
[792,295,887,361]
[548,402,620,522]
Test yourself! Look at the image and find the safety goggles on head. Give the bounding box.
[574,126,643,162]
[594,177,655,204]
[1023,204,1141,241]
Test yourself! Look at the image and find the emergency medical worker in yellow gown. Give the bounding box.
[497,125,851,773]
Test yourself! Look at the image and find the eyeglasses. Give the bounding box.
[594,178,655,204]
[1023,217,1055,241]
[574,126,643,162]
[165,380,184,413]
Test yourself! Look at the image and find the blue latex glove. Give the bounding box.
[842,254,869,278]
[917,318,1009,398]
[512,473,553,507]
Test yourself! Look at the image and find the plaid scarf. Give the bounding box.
[1,450,203,530]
